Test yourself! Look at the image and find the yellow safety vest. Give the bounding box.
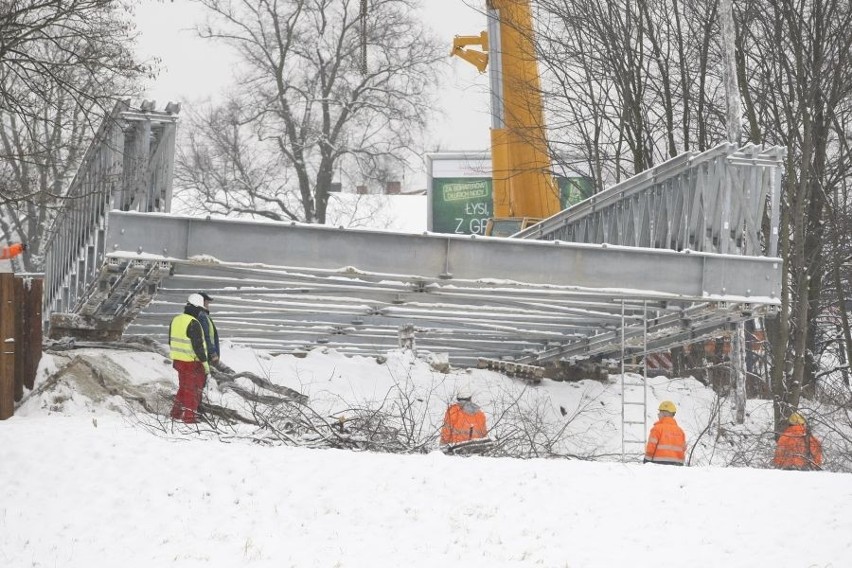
[169,313,207,363]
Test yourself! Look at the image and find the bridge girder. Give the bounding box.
[43,137,785,369]
[46,210,781,367]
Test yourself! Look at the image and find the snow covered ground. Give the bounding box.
[2,342,850,567]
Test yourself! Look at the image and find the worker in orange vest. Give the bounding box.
[440,385,487,446]
[773,412,823,471]
[644,400,687,466]
[0,242,26,259]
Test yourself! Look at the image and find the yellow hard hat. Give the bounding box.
[788,412,806,425]
[658,400,677,414]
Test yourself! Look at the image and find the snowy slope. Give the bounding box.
[2,343,850,567]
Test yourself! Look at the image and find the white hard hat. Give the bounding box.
[456,384,473,400]
[187,293,205,308]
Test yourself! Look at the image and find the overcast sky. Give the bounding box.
[134,0,492,154]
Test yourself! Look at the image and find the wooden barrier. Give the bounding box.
[0,273,14,419]
[0,272,43,420]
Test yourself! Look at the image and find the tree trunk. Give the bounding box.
[731,324,747,424]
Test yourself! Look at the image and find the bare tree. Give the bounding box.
[174,100,300,221]
[0,0,151,270]
[535,0,852,431]
[735,0,852,430]
[535,0,729,190]
[0,0,145,118]
[176,0,443,224]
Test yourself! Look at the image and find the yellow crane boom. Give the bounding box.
[451,0,560,236]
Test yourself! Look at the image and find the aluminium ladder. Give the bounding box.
[621,301,649,462]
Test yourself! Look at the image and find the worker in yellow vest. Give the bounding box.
[169,294,210,423]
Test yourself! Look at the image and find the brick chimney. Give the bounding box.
[385,181,401,195]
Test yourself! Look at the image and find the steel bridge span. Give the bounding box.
[43,105,784,369]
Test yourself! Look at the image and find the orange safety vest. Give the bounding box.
[645,416,686,465]
[773,424,823,470]
[440,402,487,445]
[0,243,25,260]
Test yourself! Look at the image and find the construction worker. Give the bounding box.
[0,242,26,259]
[644,400,687,466]
[196,292,221,369]
[169,293,210,423]
[773,412,823,471]
[440,385,487,446]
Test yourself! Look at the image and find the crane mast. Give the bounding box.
[452,0,560,235]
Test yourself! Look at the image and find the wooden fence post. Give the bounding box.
[24,278,43,391]
[0,273,15,420]
[14,277,24,401]
[13,276,43,400]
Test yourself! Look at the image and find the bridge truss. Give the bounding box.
[43,132,784,369]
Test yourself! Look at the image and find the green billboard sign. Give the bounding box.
[558,176,594,207]
[431,178,493,235]
[430,175,594,235]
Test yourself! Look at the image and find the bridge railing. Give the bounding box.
[516,143,785,257]
[43,101,179,329]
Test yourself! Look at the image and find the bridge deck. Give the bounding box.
[71,211,782,367]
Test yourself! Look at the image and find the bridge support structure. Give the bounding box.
[43,100,179,337]
[41,122,784,368]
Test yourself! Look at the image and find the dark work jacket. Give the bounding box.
[197,309,220,360]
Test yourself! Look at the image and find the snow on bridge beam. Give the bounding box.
[104,211,780,303]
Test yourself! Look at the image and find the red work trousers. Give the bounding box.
[170,360,207,423]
